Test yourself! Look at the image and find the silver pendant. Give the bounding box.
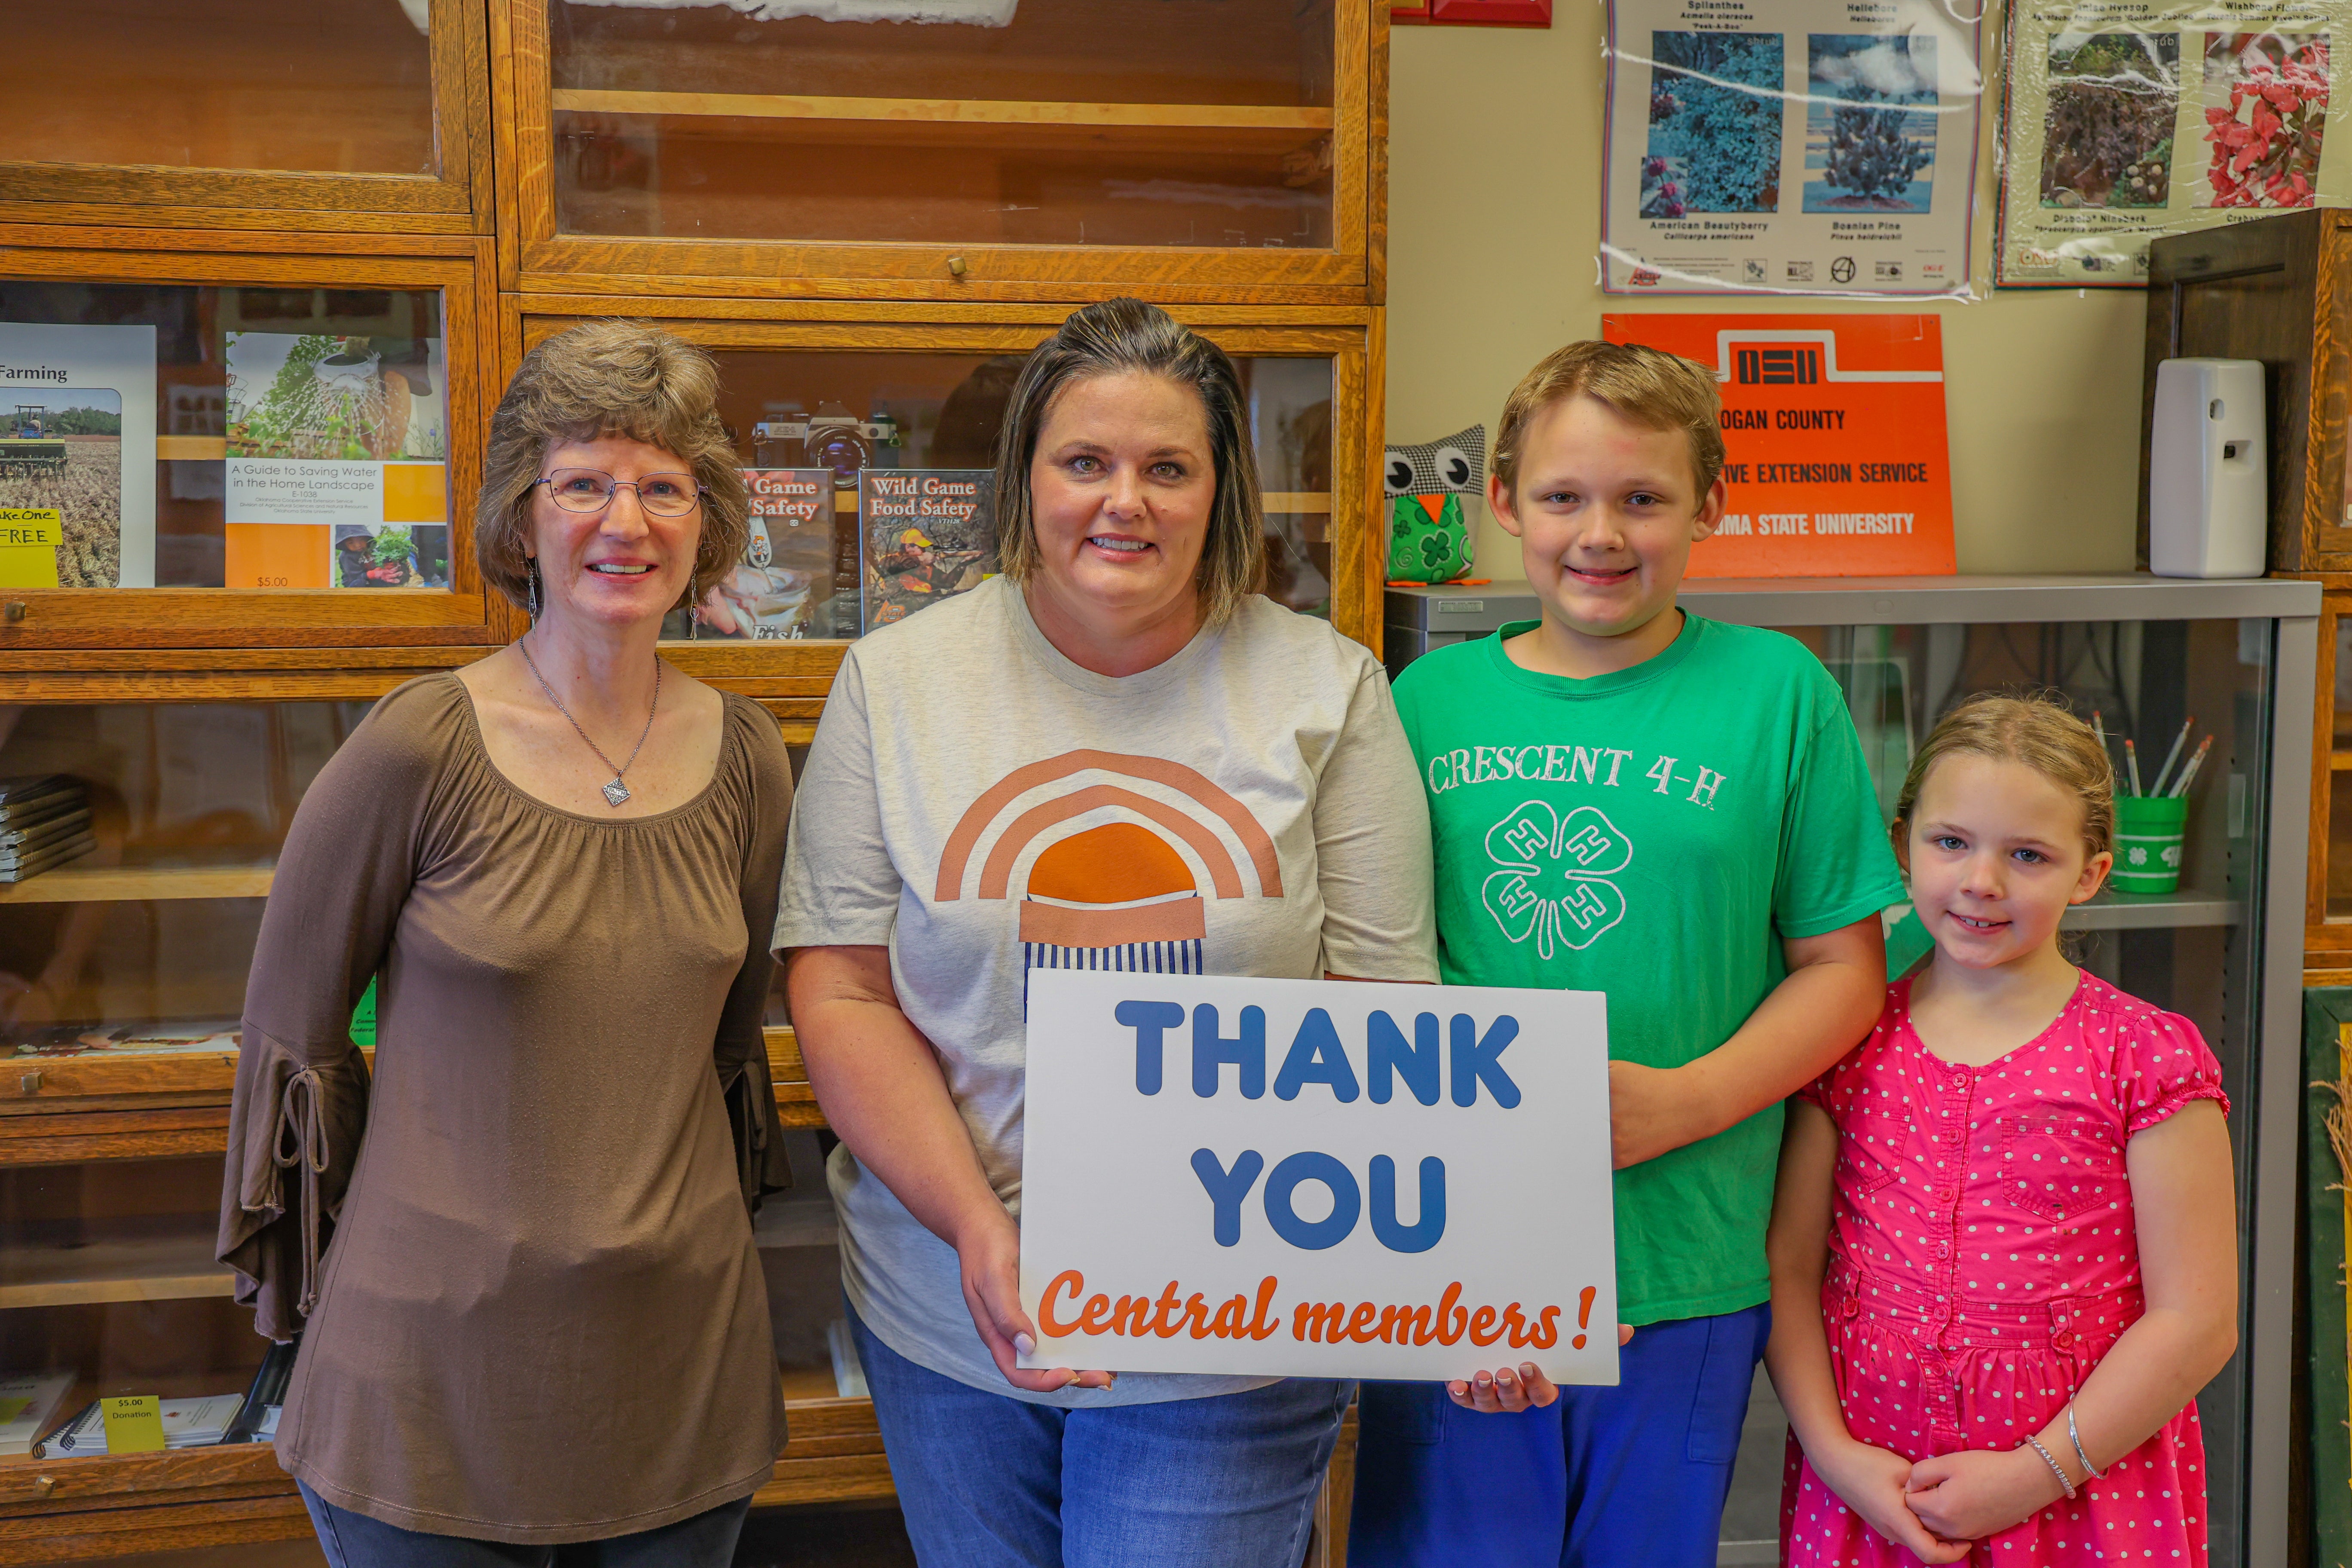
[603,778,632,808]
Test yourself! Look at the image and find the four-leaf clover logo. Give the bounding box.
[1480,801,1633,959]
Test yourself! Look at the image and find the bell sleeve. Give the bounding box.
[715,699,796,1213]
[216,682,438,1343]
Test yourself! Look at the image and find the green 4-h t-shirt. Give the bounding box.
[1392,612,1905,1326]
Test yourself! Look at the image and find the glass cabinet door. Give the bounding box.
[512,312,1374,703]
[508,0,1370,291]
[0,254,506,648]
[0,0,487,230]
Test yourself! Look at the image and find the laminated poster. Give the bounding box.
[693,469,842,640]
[0,324,157,589]
[1602,0,1984,295]
[1997,6,2343,285]
[224,333,449,589]
[858,469,997,634]
[1603,313,1957,575]
[1020,971,1620,1381]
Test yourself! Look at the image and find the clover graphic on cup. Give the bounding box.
[1480,801,1634,960]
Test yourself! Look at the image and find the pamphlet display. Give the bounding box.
[1600,0,1982,296]
[858,469,996,633]
[1603,313,1957,576]
[1997,6,2346,285]
[0,323,158,588]
[224,332,449,590]
[695,469,841,639]
[1019,971,1619,1381]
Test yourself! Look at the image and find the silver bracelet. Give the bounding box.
[2067,1405,2106,1480]
[2024,1434,2078,1500]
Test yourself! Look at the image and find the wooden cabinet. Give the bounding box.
[496,0,1383,301]
[0,1,1386,1560]
[0,0,493,236]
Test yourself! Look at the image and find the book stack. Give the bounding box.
[40,1393,243,1456]
[0,776,92,884]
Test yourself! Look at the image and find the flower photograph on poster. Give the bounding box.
[1643,31,1785,216]
[2201,32,2328,208]
[2039,31,2178,209]
[1802,34,1938,212]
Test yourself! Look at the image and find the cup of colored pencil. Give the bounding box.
[2097,714,2204,896]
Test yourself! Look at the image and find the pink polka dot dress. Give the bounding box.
[1779,971,2228,1567]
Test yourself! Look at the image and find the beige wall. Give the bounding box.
[1384,4,2149,577]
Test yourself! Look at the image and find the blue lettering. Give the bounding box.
[1262,1151,1361,1250]
[1450,1014,1522,1108]
[1116,999,1185,1096]
[1367,1011,1441,1106]
[1192,1004,1266,1099]
[1190,1148,1265,1247]
[1274,1008,1361,1102]
[1369,1155,1447,1253]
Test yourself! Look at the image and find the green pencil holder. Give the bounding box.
[2111,795,2189,895]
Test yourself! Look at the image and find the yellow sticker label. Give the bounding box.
[0,509,61,548]
[0,547,59,590]
[100,1394,165,1454]
[0,1396,29,1426]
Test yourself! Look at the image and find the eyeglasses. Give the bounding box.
[535,469,706,518]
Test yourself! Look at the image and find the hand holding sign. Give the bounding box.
[1020,972,1619,1384]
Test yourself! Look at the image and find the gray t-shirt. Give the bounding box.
[774,576,1438,1405]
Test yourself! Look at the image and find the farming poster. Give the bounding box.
[1601,0,1983,295]
[1019,971,1619,1382]
[224,333,450,589]
[1998,8,2345,285]
[0,324,157,588]
[1603,313,1957,576]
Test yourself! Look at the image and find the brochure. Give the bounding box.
[0,1371,77,1456]
[858,469,997,633]
[224,333,449,589]
[0,324,158,587]
[693,469,843,640]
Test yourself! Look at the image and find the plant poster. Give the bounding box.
[1019,971,1620,1381]
[1997,3,2346,285]
[1601,0,1983,295]
[224,332,449,589]
[0,324,157,588]
[1603,313,1957,576]
[858,469,996,634]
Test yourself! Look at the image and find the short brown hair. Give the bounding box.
[475,320,749,611]
[1893,692,2116,861]
[994,298,1266,625]
[1492,340,1727,500]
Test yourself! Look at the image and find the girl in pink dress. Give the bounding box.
[1767,694,2241,1567]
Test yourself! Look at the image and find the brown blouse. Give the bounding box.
[216,673,792,1544]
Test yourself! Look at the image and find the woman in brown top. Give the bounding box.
[216,322,793,1562]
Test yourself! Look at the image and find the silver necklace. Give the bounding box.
[517,635,661,808]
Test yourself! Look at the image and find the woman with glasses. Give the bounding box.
[217,320,794,1566]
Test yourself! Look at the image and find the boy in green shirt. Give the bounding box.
[1351,341,1903,1567]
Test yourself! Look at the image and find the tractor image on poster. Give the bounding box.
[0,407,66,480]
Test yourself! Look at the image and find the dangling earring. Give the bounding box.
[525,557,542,620]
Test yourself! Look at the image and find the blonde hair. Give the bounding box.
[993,298,1265,625]
[475,320,749,611]
[1893,692,2116,861]
[1492,340,1727,500]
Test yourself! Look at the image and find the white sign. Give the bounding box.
[1019,971,1620,1383]
[1600,0,1983,296]
[224,457,385,526]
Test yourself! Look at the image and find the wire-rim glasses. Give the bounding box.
[535,469,706,518]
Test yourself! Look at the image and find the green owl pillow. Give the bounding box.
[1384,424,1486,585]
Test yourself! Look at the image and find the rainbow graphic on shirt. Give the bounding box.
[934,750,1284,983]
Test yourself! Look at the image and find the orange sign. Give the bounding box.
[1601,315,1955,578]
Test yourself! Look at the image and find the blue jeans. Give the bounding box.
[298,1482,752,1567]
[850,1306,1351,1568]
[1349,1303,1772,1568]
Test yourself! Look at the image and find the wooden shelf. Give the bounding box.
[550,89,1334,135]
[154,436,226,462]
[0,862,274,906]
[0,1232,233,1309]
